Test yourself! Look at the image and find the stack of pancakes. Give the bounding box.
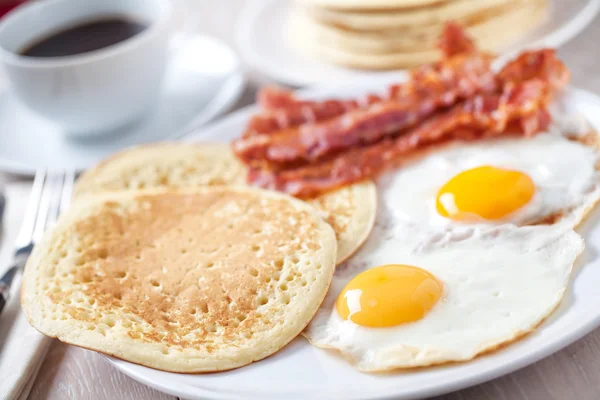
[290,0,547,70]
[20,143,377,372]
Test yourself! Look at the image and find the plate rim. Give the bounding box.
[107,82,600,400]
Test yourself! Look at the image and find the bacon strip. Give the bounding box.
[248,48,566,136]
[247,80,553,198]
[233,52,497,166]
[242,23,484,140]
[235,48,567,167]
[244,95,364,138]
[245,86,388,138]
[438,22,477,58]
[236,24,570,198]
[258,86,300,110]
[497,49,570,91]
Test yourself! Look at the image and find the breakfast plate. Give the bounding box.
[105,75,600,400]
[0,33,245,175]
[236,0,600,87]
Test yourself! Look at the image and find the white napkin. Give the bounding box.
[0,183,51,400]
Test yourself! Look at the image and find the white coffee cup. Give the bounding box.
[0,0,172,137]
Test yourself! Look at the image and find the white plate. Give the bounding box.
[0,34,245,175]
[107,75,600,400]
[236,0,600,87]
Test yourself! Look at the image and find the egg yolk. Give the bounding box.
[436,166,535,221]
[336,265,443,328]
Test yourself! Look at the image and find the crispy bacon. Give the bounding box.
[245,86,389,137]
[244,95,363,138]
[233,52,497,166]
[244,49,567,140]
[497,49,570,92]
[438,22,477,58]
[235,24,570,198]
[242,24,481,139]
[258,86,300,110]
[234,47,568,169]
[247,80,553,197]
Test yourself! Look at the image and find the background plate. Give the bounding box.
[107,76,600,400]
[236,0,600,87]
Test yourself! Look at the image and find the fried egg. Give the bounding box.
[304,129,600,372]
[380,132,600,227]
[304,222,583,371]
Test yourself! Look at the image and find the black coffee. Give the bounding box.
[20,17,147,58]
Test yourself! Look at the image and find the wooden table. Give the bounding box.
[5,2,600,399]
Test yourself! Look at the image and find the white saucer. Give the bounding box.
[0,33,245,175]
[236,0,600,87]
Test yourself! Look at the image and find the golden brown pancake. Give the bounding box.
[21,187,337,372]
[74,142,376,264]
[290,0,546,70]
[296,0,449,11]
[307,0,521,31]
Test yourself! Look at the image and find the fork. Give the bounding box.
[0,170,74,315]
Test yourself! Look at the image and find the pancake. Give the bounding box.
[74,143,247,194]
[74,143,377,265]
[290,0,546,69]
[307,0,521,31]
[21,187,337,372]
[296,0,449,11]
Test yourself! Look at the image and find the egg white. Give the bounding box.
[379,131,600,227]
[304,128,600,372]
[304,221,583,371]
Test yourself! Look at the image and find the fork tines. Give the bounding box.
[14,170,74,255]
